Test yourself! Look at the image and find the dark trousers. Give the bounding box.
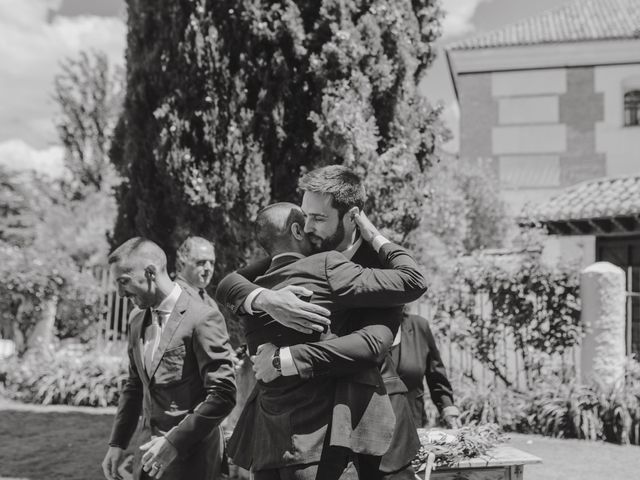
[357,456,416,480]
[252,446,357,480]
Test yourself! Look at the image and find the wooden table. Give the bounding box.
[415,445,542,480]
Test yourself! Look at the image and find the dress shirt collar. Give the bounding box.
[154,283,182,316]
[392,324,402,347]
[272,252,306,262]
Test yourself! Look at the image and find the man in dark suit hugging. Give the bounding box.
[217,165,424,479]
[219,200,427,480]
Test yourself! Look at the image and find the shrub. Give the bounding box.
[455,382,529,431]
[447,359,640,445]
[4,342,127,407]
[429,250,582,389]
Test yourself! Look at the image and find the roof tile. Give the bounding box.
[523,174,640,222]
[449,0,640,50]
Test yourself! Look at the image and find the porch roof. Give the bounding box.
[521,174,640,235]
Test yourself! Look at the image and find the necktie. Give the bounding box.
[144,310,163,373]
[199,288,206,301]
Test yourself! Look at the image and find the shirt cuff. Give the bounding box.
[442,405,460,417]
[243,287,265,315]
[371,235,390,253]
[279,347,298,377]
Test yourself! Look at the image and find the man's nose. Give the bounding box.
[304,219,313,233]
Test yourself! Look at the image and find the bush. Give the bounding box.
[450,359,640,445]
[428,249,582,389]
[4,343,127,407]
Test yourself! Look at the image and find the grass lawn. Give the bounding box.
[1,401,639,480]
[0,401,121,480]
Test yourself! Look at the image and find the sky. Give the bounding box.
[0,0,568,174]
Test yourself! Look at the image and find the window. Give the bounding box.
[624,90,640,126]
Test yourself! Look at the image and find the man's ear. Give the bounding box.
[291,223,304,240]
[144,265,156,281]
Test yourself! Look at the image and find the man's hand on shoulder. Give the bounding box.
[253,285,330,334]
[352,211,389,253]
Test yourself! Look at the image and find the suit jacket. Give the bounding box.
[390,314,455,427]
[175,276,218,309]
[216,242,425,472]
[109,290,236,480]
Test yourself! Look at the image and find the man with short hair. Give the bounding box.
[175,236,217,308]
[102,237,236,480]
[223,202,427,480]
[217,165,423,480]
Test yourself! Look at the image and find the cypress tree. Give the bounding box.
[112,0,446,277]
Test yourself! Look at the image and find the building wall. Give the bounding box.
[594,65,640,177]
[457,59,640,215]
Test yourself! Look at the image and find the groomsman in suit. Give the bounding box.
[102,238,236,480]
[175,236,217,308]
[221,202,427,480]
[217,165,423,480]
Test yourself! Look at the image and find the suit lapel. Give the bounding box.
[130,308,151,385]
[147,292,190,380]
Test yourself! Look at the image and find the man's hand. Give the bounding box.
[251,343,281,383]
[253,285,330,335]
[352,211,381,243]
[102,446,125,480]
[140,436,178,479]
[443,415,461,429]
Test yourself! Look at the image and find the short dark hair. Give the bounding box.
[108,237,167,272]
[176,236,214,273]
[299,165,366,217]
[255,203,305,255]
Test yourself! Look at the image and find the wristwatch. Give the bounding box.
[272,348,282,373]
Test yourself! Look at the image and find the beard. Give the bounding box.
[307,220,345,254]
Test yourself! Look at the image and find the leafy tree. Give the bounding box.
[53,50,124,198]
[409,156,511,289]
[0,50,123,355]
[112,0,447,280]
[0,168,101,354]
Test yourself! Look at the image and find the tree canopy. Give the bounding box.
[112,0,447,276]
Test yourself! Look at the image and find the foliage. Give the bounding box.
[112,0,447,280]
[456,383,529,431]
[0,49,122,351]
[0,167,107,351]
[54,50,124,198]
[413,423,505,469]
[430,250,582,388]
[448,359,640,446]
[2,343,128,408]
[413,157,510,255]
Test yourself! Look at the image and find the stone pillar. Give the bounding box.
[580,262,626,387]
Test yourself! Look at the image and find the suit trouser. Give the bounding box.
[356,456,416,480]
[252,445,358,480]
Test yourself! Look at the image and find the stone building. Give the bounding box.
[446,0,640,214]
[446,0,640,357]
